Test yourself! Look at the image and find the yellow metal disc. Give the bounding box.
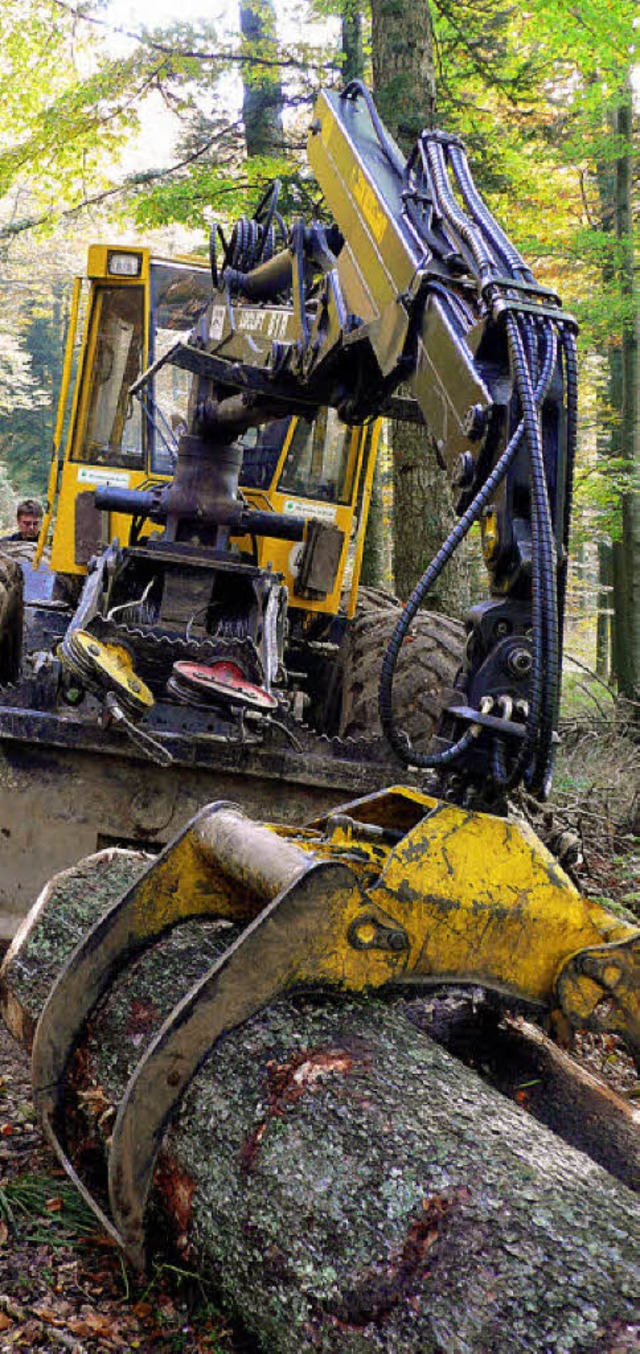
[72,630,154,713]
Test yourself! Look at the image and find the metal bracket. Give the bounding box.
[31,788,640,1272]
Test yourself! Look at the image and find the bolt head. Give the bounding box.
[507,647,533,677]
[463,404,488,442]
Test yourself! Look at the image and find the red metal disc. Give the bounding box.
[171,660,278,711]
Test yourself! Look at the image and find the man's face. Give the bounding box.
[17,512,41,540]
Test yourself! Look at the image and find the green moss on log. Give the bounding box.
[2,851,640,1353]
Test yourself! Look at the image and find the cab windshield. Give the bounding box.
[71,261,211,474]
[74,286,145,469]
[277,408,353,503]
[148,262,212,474]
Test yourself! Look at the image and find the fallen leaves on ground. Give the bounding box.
[0,1025,239,1354]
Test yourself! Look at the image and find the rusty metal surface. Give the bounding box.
[30,791,640,1269]
[0,729,387,936]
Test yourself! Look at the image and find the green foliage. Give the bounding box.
[0,287,63,498]
[0,1172,99,1245]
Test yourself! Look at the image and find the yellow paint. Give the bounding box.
[49,249,155,576]
[69,631,154,712]
[35,276,83,569]
[235,420,379,617]
[481,509,499,564]
[82,789,639,1051]
[46,243,382,622]
[352,168,388,245]
[345,419,382,618]
[267,789,639,1028]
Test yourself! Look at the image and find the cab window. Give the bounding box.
[73,286,144,469]
[148,263,212,475]
[277,408,352,503]
[239,419,292,490]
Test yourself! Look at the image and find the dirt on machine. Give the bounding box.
[0,240,462,935]
[0,80,638,1274]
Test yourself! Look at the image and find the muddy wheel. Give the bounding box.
[0,552,24,683]
[352,584,404,614]
[339,602,465,755]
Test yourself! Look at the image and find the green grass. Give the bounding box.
[0,1171,99,1245]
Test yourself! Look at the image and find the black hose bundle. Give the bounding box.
[376,120,577,798]
[378,313,562,794]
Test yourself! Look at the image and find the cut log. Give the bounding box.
[2,850,640,1354]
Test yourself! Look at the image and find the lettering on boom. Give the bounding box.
[352,169,387,245]
[209,305,291,344]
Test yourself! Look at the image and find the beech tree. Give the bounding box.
[369,0,471,615]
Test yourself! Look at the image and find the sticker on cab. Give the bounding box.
[77,467,131,488]
[282,499,337,524]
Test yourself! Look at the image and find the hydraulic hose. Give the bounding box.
[513,317,559,792]
[558,326,579,646]
[379,416,527,767]
[340,81,405,174]
[379,314,559,778]
[491,316,558,794]
[447,144,534,283]
[419,139,496,282]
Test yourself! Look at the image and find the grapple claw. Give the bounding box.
[28,786,640,1269]
[556,934,640,1059]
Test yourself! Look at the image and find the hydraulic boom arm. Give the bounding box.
[110,81,579,800]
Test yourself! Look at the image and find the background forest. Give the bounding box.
[0,0,638,707]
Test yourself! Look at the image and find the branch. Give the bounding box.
[50,0,338,74]
[565,653,617,702]
[578,170,598,229]
[0,135,223,240]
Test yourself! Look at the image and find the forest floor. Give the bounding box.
[0,1021,239,1353]
[0,717,638,1354]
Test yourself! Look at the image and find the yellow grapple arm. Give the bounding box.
[32,787,639,1269]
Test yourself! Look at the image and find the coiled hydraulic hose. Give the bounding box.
[491,316,559,795]
[420,139,496,282]
[379,314,559,788]
[558,326,579,646]
[447,143,534,283]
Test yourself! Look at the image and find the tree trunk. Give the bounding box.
[240,0,285,159]
[392,422,470,614]
[612,88,639,711]
[370,0,469,614]
[596,540,613,681]
[2,850,640,1354]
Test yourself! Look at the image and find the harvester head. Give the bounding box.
[30,786,640,1269]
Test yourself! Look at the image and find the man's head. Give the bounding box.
[15,499,42,541]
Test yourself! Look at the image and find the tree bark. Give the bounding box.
[370,0,470,614]
[611,88,639,711]
[2,851,640,1354]
[596,542,613,681]
[240,0,285,159]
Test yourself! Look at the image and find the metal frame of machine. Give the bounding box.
[7,84,639,1270]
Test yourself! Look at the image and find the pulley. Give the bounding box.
[59,629,154,720]
[167,659,279,713]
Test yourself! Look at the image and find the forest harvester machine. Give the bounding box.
[0,235,461,921]
[1,83,638,1270]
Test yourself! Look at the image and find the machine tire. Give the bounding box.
[0,552,24,684]
[339,602,465,755]
[352,584,404,615]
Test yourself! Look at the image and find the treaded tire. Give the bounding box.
[0,552,24,683]
[339,601,465,756]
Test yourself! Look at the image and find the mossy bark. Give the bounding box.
[2,851,640,1354]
